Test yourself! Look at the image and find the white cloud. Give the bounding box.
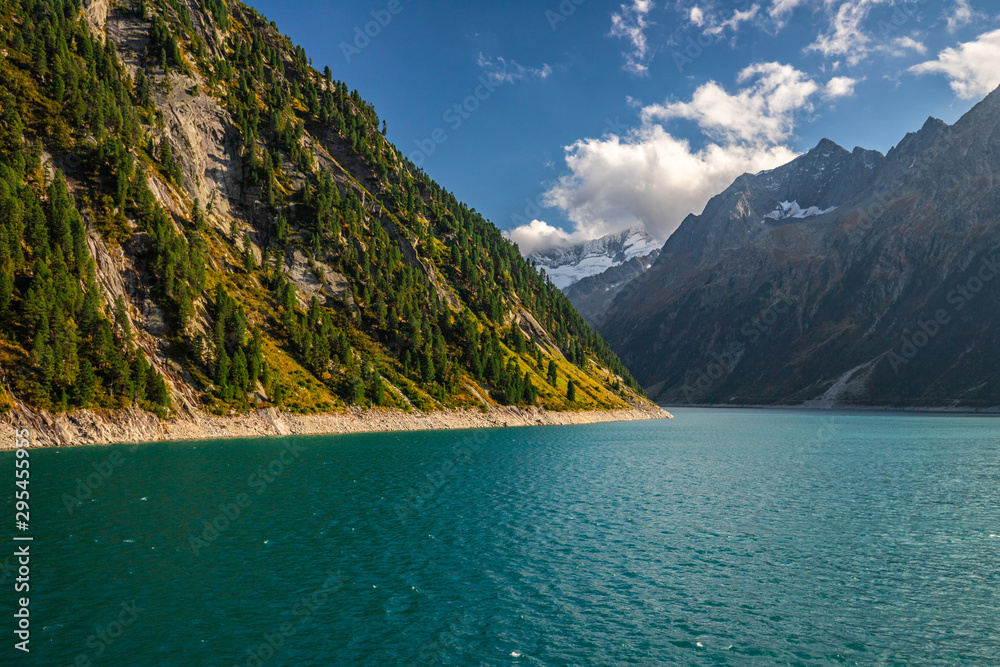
[642,62,820,144]
[508,63,848,253]
[909,29,1000,99]
[610,0,654,74]
[946,0,976,32]
[704,4,761,37]
[770,0,808,21]
[807,0,886,66]
[476,54,552,85]
[537,127,797,243]
[507,219,576,255]
[880,36,928,56]
[823,75,859,98]
[689,6,705,27]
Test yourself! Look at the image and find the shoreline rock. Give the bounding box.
[0,403,672,450]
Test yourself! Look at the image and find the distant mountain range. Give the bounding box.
[528,227,661,290]
[579,86,1000,408]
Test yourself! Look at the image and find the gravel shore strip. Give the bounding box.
[1,403,672,449]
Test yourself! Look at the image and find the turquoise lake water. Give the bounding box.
[3,408,1000,665]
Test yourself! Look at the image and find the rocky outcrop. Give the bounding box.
[82,0,109,36]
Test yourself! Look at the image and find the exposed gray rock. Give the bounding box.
[82,0,109,36]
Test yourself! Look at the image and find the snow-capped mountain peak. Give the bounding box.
[527,227,662,289]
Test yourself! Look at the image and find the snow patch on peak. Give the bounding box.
[763,200,837,222]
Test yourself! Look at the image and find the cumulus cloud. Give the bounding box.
[506,219,576,255]
[909,29,1000,99]
[946,0,976,32]
[537,127,797,243]
[476,54,552,85]
[508,63,851,254]
[610,0,654,74]
[642,62,820,144]
[823,75,859,98]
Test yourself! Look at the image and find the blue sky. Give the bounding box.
[245,0,1000,253]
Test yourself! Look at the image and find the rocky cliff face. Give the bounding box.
[600,87,1000,408]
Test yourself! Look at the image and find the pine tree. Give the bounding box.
[232,347,249,393]
[524,373,536,404]
[76,359,96,407]
[243,231,256,270]
[113,296,132,347]
[216,347,230,389]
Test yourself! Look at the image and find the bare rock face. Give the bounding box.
[103,7,241,220]
[87,232,130,306]
[601,87,1000,408]
[82,0,109,36]
[514,308,559,356]
[157,72,241,217]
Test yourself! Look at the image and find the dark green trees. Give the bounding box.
[0,0,642,419]
[0,158,169,411]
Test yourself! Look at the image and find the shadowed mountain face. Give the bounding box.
[599,89,1000,408]
[562,249,660,328]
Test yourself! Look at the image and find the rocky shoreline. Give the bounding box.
[0,403,672,449]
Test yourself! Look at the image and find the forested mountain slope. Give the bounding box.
[0,0,648,421]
